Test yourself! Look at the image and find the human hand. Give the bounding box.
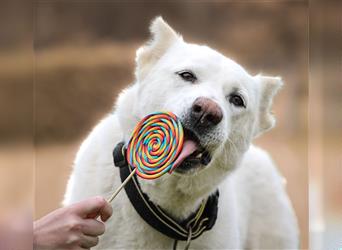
[33,196,113,250]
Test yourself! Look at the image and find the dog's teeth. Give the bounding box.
[196,153,202,158]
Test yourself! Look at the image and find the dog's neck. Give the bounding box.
[138,146,238,220]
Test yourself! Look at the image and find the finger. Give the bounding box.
[72,196,106,218]
[81,219,105,236]
[79,235,99,249]
[98,201,113,222]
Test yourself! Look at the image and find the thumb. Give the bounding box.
[72,196,112,221]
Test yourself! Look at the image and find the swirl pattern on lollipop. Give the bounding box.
[126,112,184,179]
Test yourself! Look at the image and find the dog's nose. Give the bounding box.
[191,97,223,127]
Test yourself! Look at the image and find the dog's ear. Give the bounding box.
[253,75,283,137]
[135,16,181,81]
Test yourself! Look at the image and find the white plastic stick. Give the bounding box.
[107,168,137,203]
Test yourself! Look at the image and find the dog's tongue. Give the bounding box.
[170,140,197,172]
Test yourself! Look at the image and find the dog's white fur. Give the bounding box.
[64,17,299,249]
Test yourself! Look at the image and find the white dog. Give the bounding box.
[64,17,299,249]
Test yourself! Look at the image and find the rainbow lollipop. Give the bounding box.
[126,112,184,179]
[107,111,184,202]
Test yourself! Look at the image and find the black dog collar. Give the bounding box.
[113,142,219,241]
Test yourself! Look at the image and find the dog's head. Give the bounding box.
[117,17,282,178]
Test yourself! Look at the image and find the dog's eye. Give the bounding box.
[177,71,197,83]
[229,94,245,108]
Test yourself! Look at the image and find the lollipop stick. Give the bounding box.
[107,168,137,203]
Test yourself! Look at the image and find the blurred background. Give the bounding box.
[0,1,340,249]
